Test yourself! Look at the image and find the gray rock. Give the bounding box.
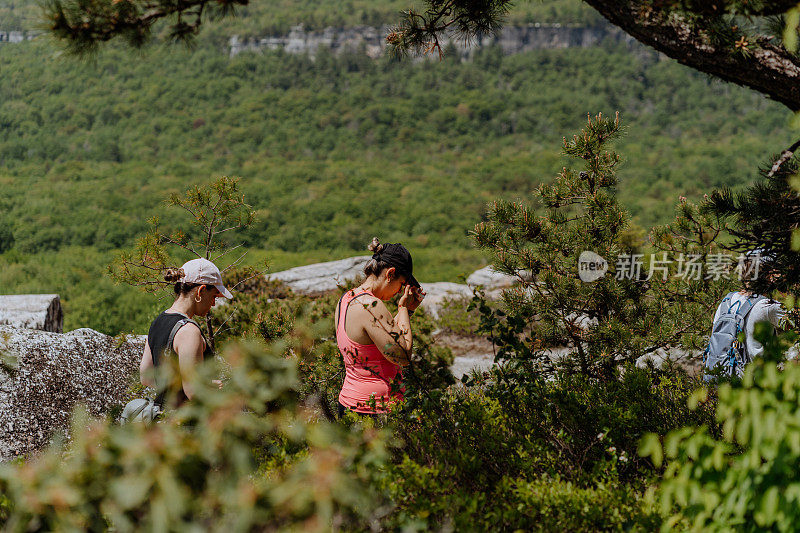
[466,266,521,290]
[419,282,475,319]
[0,31,39,43]
[228,22,634,59]
[0,294,63,333]
[450,352,495,379]
[635,347,701,370]
[0,326,145,460]
[266,256,371,295]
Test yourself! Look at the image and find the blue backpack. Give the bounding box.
[703,292,765,381]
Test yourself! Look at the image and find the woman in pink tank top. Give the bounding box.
[335,238,425,416]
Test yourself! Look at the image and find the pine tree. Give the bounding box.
[703,155,800,298]
[110,176,260,349]
[473,113,733,378]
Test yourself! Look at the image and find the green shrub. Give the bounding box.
[0,327,391,531]
[435,296,483,337]
[641,326,800,531]
[484,475,660,531]
[381,363,715,529]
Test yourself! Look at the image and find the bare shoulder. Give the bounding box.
[350,292,392,320]
[173,321,205,348]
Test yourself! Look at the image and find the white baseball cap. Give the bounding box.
[179,258,233,299]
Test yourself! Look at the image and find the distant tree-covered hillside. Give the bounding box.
[0,40,789,253]
[0,8,792,333]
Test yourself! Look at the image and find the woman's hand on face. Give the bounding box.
[398,286,425,312]
[397,285,414,310]
[407,286,425,312]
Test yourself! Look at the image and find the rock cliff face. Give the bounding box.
[0,23,633,58]
[229,22,632,58]
[0,294,63,333]
[0,326,144,460]
[0,31,36,43]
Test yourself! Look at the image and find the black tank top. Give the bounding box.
[147,311,212,407]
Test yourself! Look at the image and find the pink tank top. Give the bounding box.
[337,289,403,413]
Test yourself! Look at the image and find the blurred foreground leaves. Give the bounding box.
[0,324,391,532]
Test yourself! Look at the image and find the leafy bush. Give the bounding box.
[0,327,391,531]
[381,363,716,529]
[435,296,483,337]
[641,326,800,531]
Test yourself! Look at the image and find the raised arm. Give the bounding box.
[356,289,415,366]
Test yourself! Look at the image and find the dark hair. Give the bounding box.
[363,237,393,278]
[164,268,214,296]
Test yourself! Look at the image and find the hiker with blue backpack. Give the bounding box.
[703,250,786,380]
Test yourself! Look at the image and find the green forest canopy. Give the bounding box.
[0,0,794,333]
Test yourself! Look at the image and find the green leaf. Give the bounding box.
[785,7,800,53]
[756,487,780,526]
[638,433,663,468]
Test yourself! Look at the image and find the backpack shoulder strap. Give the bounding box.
[736,295,768,364]
[168,318,192,355]
[169,318,210,355]
[716,291,736,315]
[736,294,765,319]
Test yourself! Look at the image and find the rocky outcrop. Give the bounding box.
[635,347,702,373]
[0,294,63,333]
[229,22,633,58]
[266,257,527,316]
[419,282,475,319]
[0,31,37,43]
[420,266,528,317]
[466,266,521,291]
[266,256,371,295]
[0,326,145,460]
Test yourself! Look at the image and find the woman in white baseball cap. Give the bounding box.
[139,258,233,409]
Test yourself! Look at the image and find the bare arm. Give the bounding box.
[172,325,205,401]
[140,341,155,388]
[357,292,414,366]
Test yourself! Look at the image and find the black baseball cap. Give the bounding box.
[374,243,420,288]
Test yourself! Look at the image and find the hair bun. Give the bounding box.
[164,267,185,283]
[368,237,383,253]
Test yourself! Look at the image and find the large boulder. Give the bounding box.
[419,282,474,319]
[0,294,63,332]
[0,326,145,460]
[266,256,371,295]
[466,266,520,291]
[635,347,702,373]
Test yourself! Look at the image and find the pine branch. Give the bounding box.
[768,137,800,177]
[45,0,247,53]
[229,267,268,291]
[584,0,800,110]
